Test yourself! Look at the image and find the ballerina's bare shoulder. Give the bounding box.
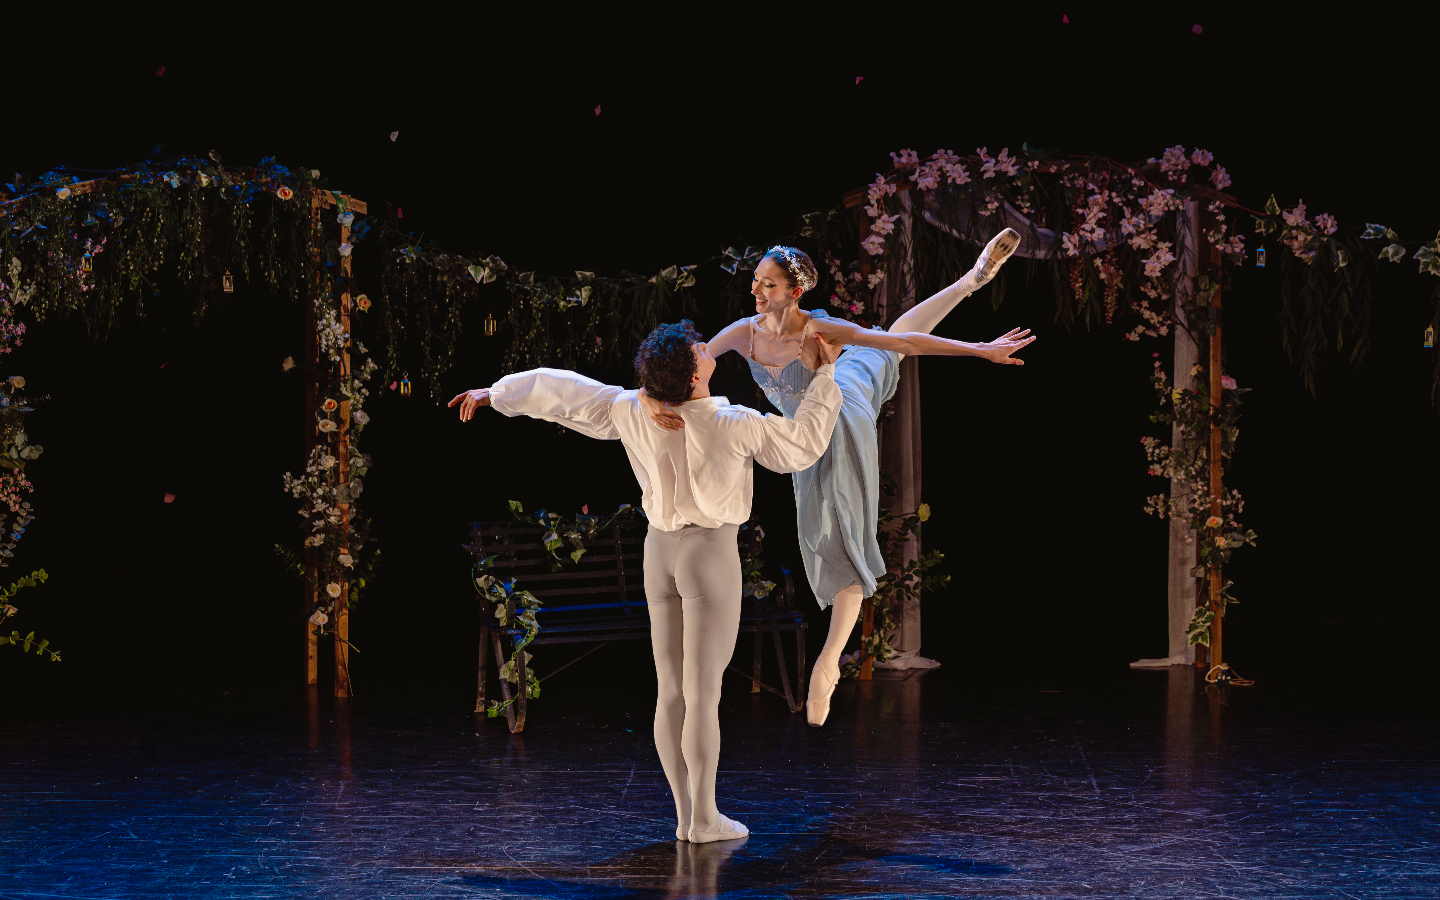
[747,312,823,372]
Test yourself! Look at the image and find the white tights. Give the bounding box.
[644,524,748,843]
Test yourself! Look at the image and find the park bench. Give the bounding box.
[470,518,809,734]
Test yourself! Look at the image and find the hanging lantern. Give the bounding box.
[80,254,92,274]
[1426,324,1435,349]
[399,375,412,397]
[1254,248,1266,268]
[483,313,497,337]
[223,270,235,293]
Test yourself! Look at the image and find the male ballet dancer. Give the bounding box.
[449,320,841,843]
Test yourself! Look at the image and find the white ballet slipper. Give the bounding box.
[688,813,749,844]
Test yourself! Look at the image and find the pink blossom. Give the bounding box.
[1210,166,1232,190]
[912,162,941,190]
[1190,148,1213,166]
[1129,230,1158,251]
[1221,375,1238,390]
[1141,188,1178,217]
[1160,145,1190,178]
[1144,242,1176,278]
[977,146,996,178]
[944,162,972,185]
[1314,213,1338,235]
[994,147,1020,177]
[872,214,899,236]
[861,234,888,256]
[1060,232,1081,257]
[889,148,919,169]
[1282,201,1309,228]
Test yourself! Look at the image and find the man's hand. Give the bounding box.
[640,388,685,432]
[815,332,842,367]
[978,327,1036,366]
[447,388,492,422]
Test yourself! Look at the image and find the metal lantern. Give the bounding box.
[483,313,497,337]
[1426,324,1435,349]
[1254,248,1266,269]
[223,270,235,293]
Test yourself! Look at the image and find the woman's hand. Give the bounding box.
[640,388,685,432]
[977,327,1036,365]
[447,388,492,422]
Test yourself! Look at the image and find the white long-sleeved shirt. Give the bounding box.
[488,365,841,531]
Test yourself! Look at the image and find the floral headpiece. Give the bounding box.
[768,246,816,292]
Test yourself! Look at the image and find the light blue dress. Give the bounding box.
[744,310,901,608]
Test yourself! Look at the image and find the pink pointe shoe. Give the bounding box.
[806,662,840,727]
[965,227,1021,289]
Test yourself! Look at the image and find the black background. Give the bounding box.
[5,14,1437,709]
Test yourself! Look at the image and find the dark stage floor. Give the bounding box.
[3,664,1437,898]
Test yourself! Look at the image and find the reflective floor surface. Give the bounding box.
[3,664,1437,898]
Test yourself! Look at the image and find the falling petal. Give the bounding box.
[163,493,176,504]
[154,65,166,77]
[389,130,399,142]
[1191,23,1203,35]
[1061,12,1069,23]
[854,76,864,85]
[594,104,602,116]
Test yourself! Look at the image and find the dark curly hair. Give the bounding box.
[634,320,702,404]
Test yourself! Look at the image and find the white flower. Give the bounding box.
[326,582,342,599]
[338,243,353,257]
[871,214,899,236]
[1210,165,1232,190]
[7,375,25,389]
[337,211,355,227]
[319,453,337,470]
[338,554,354,568]
[861,234,888,256]
[317,419,338,433]
[352,409,370,426]
[309,609,329,627]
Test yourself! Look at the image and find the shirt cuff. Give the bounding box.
[815,363,836,377]
[487,383,506,403]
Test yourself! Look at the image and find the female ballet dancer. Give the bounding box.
[644,229,1029,726]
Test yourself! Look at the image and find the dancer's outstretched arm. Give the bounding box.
[809,316,1035,365]
[448,367,622,439]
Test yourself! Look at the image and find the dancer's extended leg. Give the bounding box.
[644,529,691,841]
[807,584,864,726]
[674,526,747,843]
[889,227,1020,337]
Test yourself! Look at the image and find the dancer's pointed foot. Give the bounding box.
[806,661,840,727]
[688,814,749,844]
[964,227,1021,290]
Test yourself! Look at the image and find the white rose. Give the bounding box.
[338,554,354,568]
[308,610,329,627]
[326,582,342,599]
[317,419,338,433]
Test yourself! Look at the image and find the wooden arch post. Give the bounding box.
[1205,245,1226,669]
[303,188,368,698]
